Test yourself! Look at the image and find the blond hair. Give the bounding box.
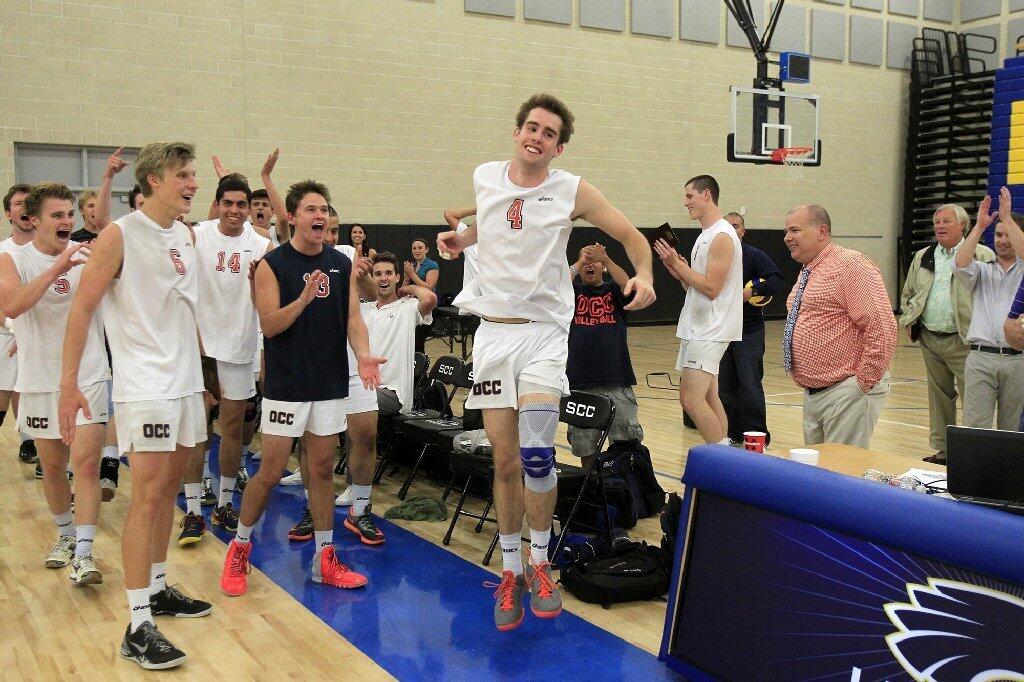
[77,189,98,212]
[134,142,196,197]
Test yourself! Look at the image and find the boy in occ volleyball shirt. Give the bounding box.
[59,142,213,671]
[220,180,384,598]
[0,183,109,588]
[437,93,655,632]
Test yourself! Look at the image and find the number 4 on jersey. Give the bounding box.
[506,198,524,230]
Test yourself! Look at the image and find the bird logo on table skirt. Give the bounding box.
[884,578,1024,681]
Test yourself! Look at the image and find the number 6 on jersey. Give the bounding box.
[506,198,524,230]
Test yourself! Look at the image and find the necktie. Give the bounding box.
[783,267,810,373]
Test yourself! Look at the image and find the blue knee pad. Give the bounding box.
[520,402,559,493]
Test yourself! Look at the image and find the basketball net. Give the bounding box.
[773,147,814,180]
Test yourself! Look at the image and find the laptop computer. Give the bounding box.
[946,426,1024,514]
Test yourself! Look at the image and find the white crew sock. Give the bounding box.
[128,588,153,633]
[350,484,372,516]
[20,431,31,443]
[303,487,309,501]
[75,524,96,558]
[54,509,74,537]
[236,522,254,544]
[202,450,211,479]
[499,532,523,576]
[149,561,166,596]
[241,444,249,459]
[102,445,119,461]
[529,527,551,566]
[183,483,202,516]
[314,529,332,551]
[218,476,236,508]
[717,437,731,446]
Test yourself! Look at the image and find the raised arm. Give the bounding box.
[956,195,995,270]
[997,186,1024,259]
[0,244,90,319]
[399,284,438,317]
[571,180,654,310]
[586,244,629,289]
[259,149,291,244]
[254,259,324,338]
[96,148,129,228]
[59,224,123,443]
[444,206,476,230]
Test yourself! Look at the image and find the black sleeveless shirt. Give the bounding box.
[262,241,350,401]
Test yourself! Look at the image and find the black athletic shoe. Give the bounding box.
[100,457,119,502]
[288,507,314,541]
[34,462,42,479]
[344,509,385,546]
[120,622,187,670]
[18,439,37,464]
[212,503,239,532]
[150,585,213,618]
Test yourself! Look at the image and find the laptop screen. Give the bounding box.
[947,426,1024,502]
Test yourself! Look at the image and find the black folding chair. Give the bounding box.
[474,391,616,566]
[393,357,472,499]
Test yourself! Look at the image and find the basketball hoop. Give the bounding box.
[772,147,814,179]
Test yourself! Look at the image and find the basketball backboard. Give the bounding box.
[728,86,821,165]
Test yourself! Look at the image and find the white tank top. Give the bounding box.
[0,237,25,336]
[9,243,110,392]
[194,220,270,363]
[454,161,581,329]
[102,211,204,401]
[335,244,360,377]
[676,218,744,342]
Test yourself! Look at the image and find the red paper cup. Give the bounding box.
[743,431,767,453]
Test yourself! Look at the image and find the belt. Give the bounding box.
[970,344,1022,356]
[807,383,838,395]
[482,316,530,324]
[922,328,958,337]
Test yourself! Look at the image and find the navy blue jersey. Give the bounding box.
[262,241,351,402]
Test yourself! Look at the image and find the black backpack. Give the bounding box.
[660,492,683,565]
[601,440,667,520]
[560,541,670,607]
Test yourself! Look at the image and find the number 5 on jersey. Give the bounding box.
[302,272,330,298]
[507,198,524,230]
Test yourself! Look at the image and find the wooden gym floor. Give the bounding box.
[0,321,936,679]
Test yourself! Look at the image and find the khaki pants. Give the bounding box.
[802,373,890,449]
[918,329,968,453]
[963,350,1024,431]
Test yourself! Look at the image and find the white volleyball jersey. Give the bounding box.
[102,211,203,401]
[194,220,270,363]
[453,161,581,330]
[9,243,110,392]
[676,218,744,342]
[0,237,26,336]
[335,244,361,377]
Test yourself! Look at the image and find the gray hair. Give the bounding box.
[933,204,970,234]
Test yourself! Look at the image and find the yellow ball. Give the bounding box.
[745,279,772,307]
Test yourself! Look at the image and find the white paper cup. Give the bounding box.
[788,448,819,466]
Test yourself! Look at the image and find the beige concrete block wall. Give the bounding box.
[0,0,973,298]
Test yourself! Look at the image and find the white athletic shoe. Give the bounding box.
[45,535,76,568]
[70,554,103,585]
[335,487,354,507]
[280,471,303,486]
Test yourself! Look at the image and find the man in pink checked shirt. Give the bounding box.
[782,204,897,449]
